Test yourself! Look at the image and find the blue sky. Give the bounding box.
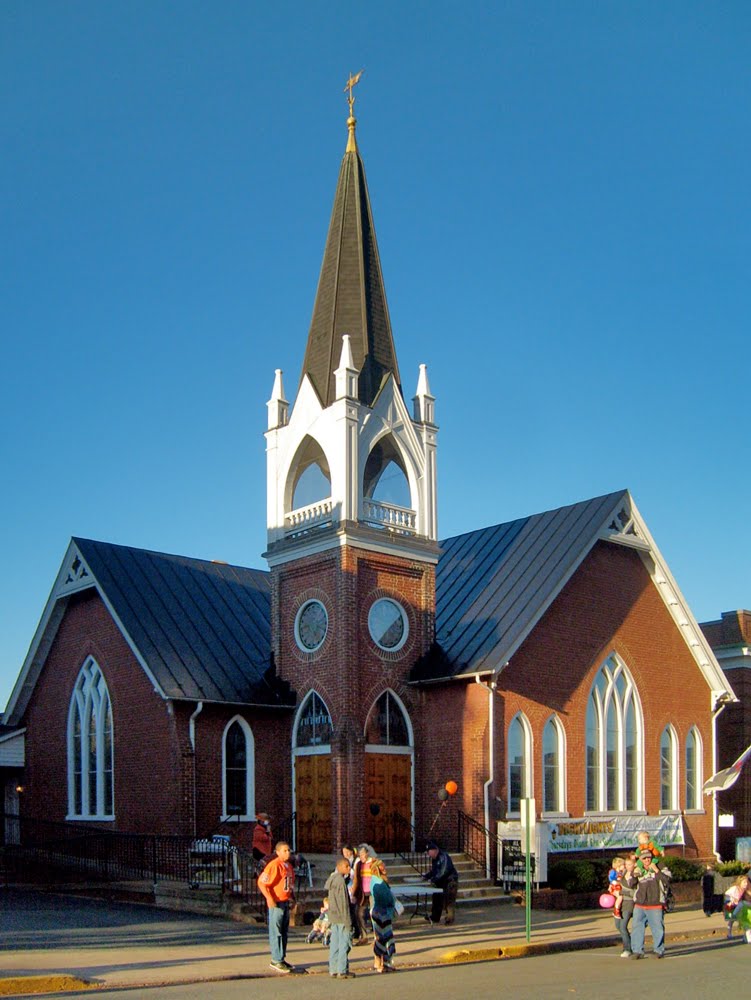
[2,1,748,711]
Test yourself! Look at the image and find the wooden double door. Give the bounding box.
[294,751,412,852]
[364,752,412,851]
[295,753,332,852]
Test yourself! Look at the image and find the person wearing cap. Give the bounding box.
[252,813,273,862]
[422,840,459,925]
[629,850,672,960]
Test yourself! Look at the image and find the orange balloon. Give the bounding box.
[445,780,458,796]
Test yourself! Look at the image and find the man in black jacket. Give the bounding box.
[423,840,459,924]
[629,849,672,959]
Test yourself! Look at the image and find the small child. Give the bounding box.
[306,896,331,945]
[636,831,663,871]
[608,857,626,919]
[725,875,750,939]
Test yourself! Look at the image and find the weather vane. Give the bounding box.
[344,69,364,116]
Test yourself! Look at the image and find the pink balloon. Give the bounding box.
[599,892,615,909]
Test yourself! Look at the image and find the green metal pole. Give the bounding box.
[524,799,531,943]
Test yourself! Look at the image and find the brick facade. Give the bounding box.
[701,611,751,860]
[272,544,435,848]
[15,539,718,861]
[20,589,293,842]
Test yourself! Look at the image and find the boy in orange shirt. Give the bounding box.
[259,842,296,973]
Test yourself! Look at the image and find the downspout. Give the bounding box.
[189,702,203,836]
[475,676,497,880]
[189,701,204,751]
[710,698,728,862]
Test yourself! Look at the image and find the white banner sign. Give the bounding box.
[547,814,684,853]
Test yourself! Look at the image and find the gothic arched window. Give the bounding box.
[685,726,702,810]
[660,725,678,811]
[585,655,642,812]
[507,713,532,814]
[542,716,565,814]
[223,717,255,819]
[67,658,114,819]
[365,691,411,747]
[294,692,333,749]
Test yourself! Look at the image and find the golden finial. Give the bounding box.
[343,69,363,152]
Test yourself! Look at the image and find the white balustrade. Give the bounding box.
[362,499,417,534]
[285,498,334,534]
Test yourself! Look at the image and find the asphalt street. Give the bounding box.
[54,937,741,1000]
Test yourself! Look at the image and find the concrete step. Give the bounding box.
[299,852,510,907]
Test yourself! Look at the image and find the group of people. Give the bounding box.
[607,831,673,959]
[256,827,458,979]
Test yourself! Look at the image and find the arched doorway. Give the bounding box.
[293,691,332,852]
[364,691,413,850]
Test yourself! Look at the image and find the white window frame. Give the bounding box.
[221,715,255,821]
[542,715,567,816]
[507,712,533,817]
[685,725,704,812]
[363,688,414,752]
[585,654,643,813]
[292,691,333,753]
[660,725,679,812]
[66,657,114,821]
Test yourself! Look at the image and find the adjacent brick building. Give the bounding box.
[700,611,751,860]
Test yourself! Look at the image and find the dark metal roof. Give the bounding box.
[73,538,292,707]
[412,490,629,682]
[300,134,401,408]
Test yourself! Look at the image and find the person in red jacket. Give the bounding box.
[252,813,273,862]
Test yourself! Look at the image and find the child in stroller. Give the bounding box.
[306,896,331,946]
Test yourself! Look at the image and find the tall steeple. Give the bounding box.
[300,72,401,409]
[265,78,438,558]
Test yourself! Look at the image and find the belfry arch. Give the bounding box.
[363,434,412,510]
[286,435,332,513]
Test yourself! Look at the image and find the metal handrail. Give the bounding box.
[457,809,502,882]
[391,811,430,874]
[276,812,296,852]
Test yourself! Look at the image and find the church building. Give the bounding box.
[1,89,735,864]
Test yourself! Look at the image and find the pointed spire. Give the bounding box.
[413,364,436,425]
[299,75,401,409]
[267,368,289,429]
[335,334,359,400]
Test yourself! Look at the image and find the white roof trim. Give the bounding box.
[623,496,737,702]
[0,727,26,743]
[4,539,168,725]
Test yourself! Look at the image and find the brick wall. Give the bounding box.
[272,544,435,848]
[715,670,751,860]
[21,589,294,840]
[494,540,715,858]
[22,589,186,834]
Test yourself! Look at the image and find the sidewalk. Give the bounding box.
[0,886,730,995]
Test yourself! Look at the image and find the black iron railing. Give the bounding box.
[0,812,264,914]
[457,810,503,882]
[390,811,430,875]
[276,812,296,851]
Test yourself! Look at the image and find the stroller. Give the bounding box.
[306,898,331,946]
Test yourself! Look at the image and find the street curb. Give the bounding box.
[439,926,729,964]
[0,975,97,996]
